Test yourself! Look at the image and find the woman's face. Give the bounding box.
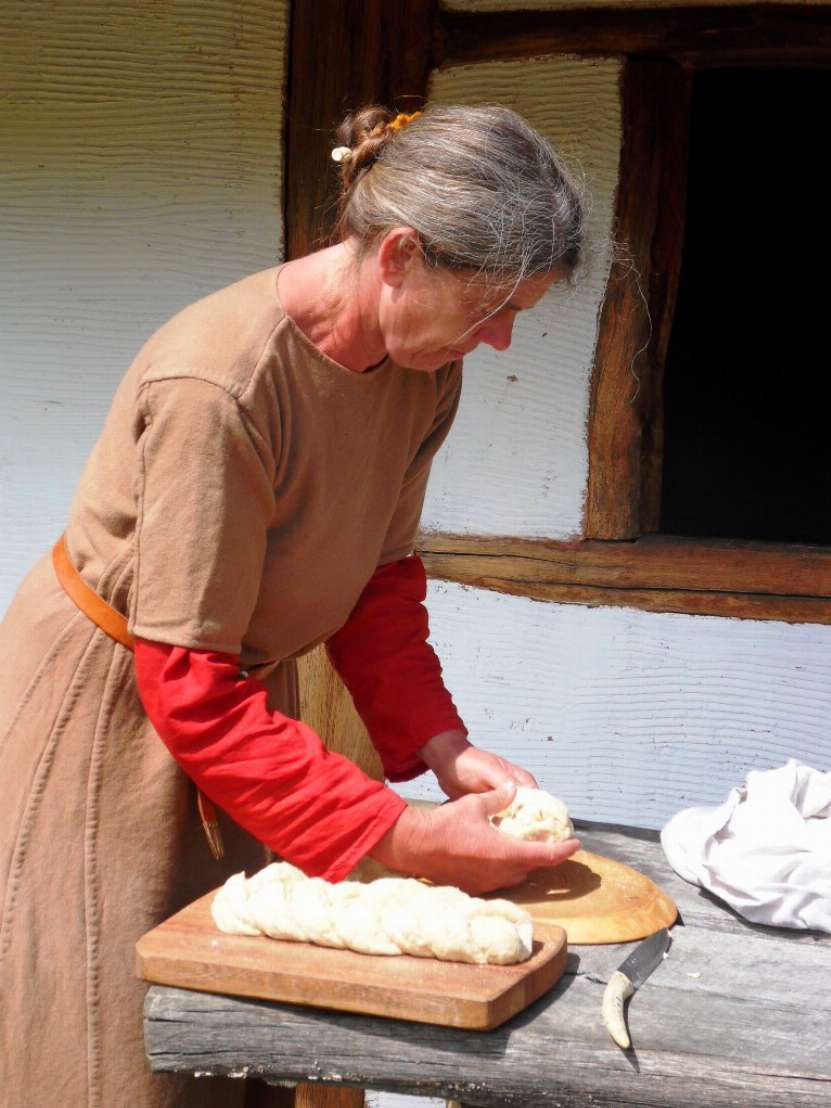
[377,254,560,372]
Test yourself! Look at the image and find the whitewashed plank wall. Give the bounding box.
[0,0,288,615]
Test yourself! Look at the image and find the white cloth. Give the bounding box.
[661,760,831,932]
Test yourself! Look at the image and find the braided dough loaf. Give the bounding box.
[211,862,534,965]
[489,786,574,844]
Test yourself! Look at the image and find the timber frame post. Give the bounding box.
[284,0,438,261]
[585,58,691,540]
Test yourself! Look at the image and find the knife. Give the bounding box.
[601,927,671,1050]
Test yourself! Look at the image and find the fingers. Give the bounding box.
[518,836,582,869]
[474,838,582,894]
[475,779,517,816]
[510,766,538,788]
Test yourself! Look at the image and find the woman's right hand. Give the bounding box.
[368,781,581,895]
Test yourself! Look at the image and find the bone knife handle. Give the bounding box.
[602,969,635,1049]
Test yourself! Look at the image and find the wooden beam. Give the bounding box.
[435,6,831,67]
[585,59,691,539]
[418,532,831,596]
[421,562,831,625]
[417,532,831,623]
[284,0,437,260]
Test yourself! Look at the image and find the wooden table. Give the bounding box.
[143,822,831,1107]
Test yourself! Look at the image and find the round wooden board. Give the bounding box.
[498,849,678,945]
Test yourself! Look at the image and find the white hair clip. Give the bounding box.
[331,146,352,163]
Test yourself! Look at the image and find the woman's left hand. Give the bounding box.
[418,729,538,801]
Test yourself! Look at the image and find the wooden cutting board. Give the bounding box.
[136,891,568,1031]
[496,849,677,944]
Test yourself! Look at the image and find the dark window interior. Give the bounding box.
[659,68,830,546]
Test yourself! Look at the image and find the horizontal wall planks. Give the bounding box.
[417,533,831,624]
[435,6,831,66]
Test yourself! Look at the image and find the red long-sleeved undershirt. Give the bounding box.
[134,555,466,881]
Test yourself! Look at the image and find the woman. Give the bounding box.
[0,104,584,1107]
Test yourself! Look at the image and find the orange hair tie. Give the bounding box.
[387,111,423,134]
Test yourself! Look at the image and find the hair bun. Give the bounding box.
[333,105,397,190]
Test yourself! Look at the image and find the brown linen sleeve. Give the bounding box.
[129,376,276,653]
[379,359,463,565]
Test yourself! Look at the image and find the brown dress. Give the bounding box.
[0,266,462,1108]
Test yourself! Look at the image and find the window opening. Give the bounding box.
[659,68,830,545]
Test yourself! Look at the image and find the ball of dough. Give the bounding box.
[490,786,574,843]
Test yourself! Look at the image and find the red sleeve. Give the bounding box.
[133,640,406,882]
[325,555,467,783]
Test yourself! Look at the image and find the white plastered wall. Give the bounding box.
[415,584,831,823]
[0,0,288,616]
[423,57,621,539]
[419,54,831,823]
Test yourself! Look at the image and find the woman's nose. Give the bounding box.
[478,313,515,351]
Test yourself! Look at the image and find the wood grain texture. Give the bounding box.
[422,57,621,540]
[586,60,690,540]
[419,532,831,594]
[284,0,436,260]
[406,579,831,829]
[297,647,383,772]
[436,5,831,66]
[136,890,568,1031]
[143,825,831,1107]
[493,848,677,944]
[422,571,831,625]
[295,1089,364,1108]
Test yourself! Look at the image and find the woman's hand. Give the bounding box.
[368,781,580,895]
[419,729,537,800]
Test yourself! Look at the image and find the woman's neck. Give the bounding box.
[277,243,388,372]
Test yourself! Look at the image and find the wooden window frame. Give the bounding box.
[284,1,831,625]
[419,5,831,626]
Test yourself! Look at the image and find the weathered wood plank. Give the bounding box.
[417,533,831,625]
[418,533,831,598]
[144,979,830,1107]
[435,6,831,67]
[144,829,830,1107]
[419,567,831,625]
[584,59,690,539]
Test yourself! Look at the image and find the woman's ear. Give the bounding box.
[376,227,422,288]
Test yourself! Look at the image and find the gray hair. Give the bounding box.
[332,104,585,284]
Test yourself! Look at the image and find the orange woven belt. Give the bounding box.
[52,534,224,861]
